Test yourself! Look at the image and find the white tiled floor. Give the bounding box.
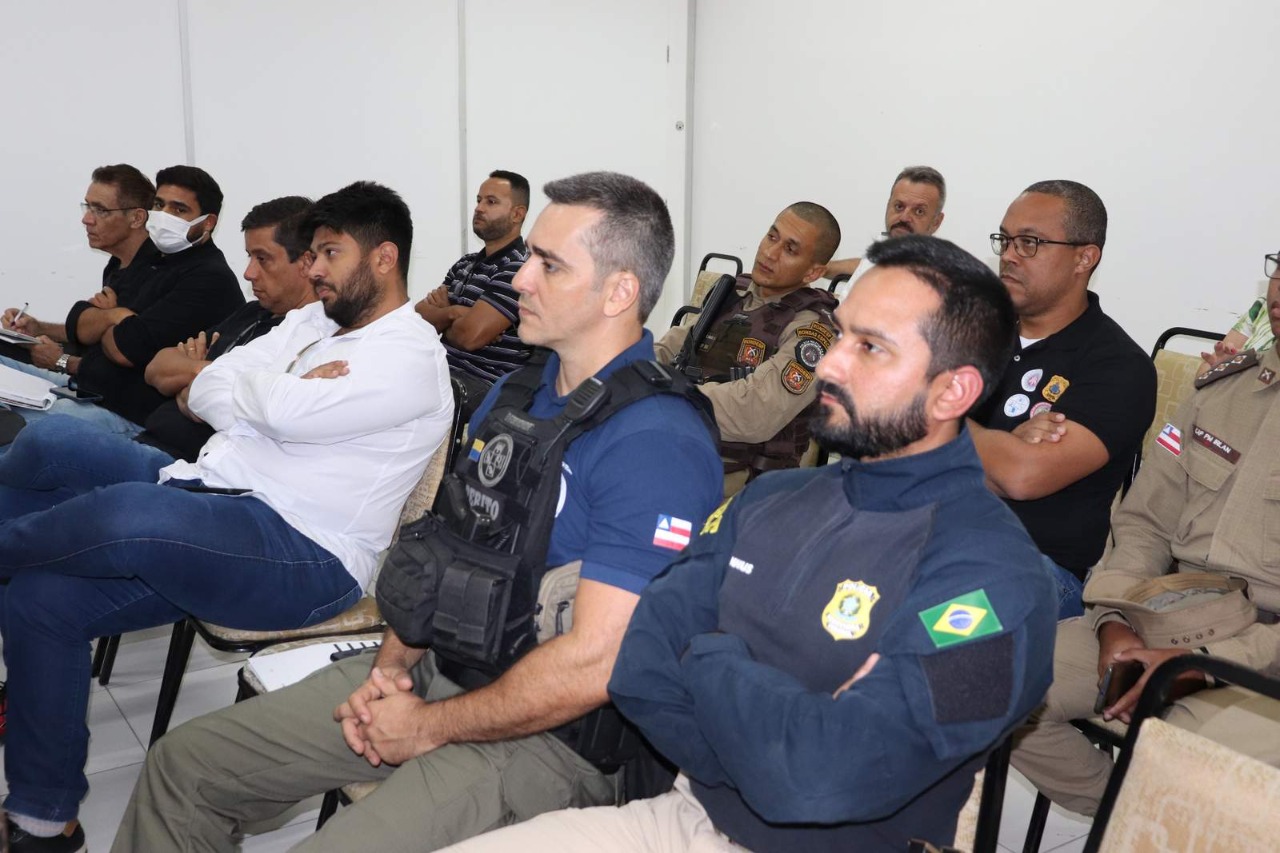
[1,627,1094,852]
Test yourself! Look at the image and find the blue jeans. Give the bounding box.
[0,354,142,438]
[1047,556,1085,620]
[0,467,361,823]
[0,414,174,516]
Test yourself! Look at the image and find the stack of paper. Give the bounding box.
[246,638,382,693]
[0,363,54,410]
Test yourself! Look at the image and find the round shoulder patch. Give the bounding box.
[795,338,826,370]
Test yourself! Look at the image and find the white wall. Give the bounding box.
[7,1,1279,355]
[0,1,187,321]
[691,0,1280,352]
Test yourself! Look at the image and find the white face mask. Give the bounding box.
[146,209,209,254]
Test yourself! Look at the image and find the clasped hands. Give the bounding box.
[334,666,441,767]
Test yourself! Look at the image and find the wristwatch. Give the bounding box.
[54,353,71,374]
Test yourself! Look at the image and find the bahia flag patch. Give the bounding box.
[652,514,693,551]
[1155,423,1182,457]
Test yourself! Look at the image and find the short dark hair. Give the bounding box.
[543,171,673,322]
[489,170,530,208]
[1023,179,1107,250]
[90,164,155,211]
[302,181,414,279]
[154,165,225,215]
[866,235,1015,410]
[784,201,841,264]
[241,196,314,262]
[894,165,947,210]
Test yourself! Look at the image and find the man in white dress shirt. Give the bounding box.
[0,181,452,850]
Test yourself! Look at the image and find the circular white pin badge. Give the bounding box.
[1021,368,1043,392]
[1030,401,1052,418]
[1004,394,1030,417]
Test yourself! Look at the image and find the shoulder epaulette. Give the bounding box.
[1194,349,1259,389]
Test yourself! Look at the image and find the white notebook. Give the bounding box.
[0,363,54,410]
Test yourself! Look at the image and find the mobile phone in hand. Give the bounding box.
[1094,660,1143,714]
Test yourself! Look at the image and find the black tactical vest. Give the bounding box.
[377,350,717,678]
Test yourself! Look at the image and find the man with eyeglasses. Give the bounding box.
[0,164,242,437]
[1010,252,1280,818]
[967,180,1155,619]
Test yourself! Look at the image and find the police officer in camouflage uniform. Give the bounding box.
[655,203,840,492]
[1011,263,1280,815]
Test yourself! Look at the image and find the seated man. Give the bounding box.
[656,202,840,491]
[438,235,1058,853]
[138,194,318,461]
[0,181,452,849]
[968,180,1155,617]
[415,170,532,408]
[113,171,723,853]
[0,195,320,523]
[1,164,243,435]
[825,164,947,292]
[1011,262,1280,817]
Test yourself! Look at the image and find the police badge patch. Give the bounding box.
[736,337,766,368]
[477,433,514,487]
[822,579,880,641]
[1041,375,1070,403]
[782,360,813,394]
[795,338,826,370]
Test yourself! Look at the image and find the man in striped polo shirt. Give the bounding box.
[416,170,532,409]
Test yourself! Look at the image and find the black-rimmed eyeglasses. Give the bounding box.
[1265,253,1279,280]
[990,233,1089,259]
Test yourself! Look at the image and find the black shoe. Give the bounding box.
[5,819,86,853]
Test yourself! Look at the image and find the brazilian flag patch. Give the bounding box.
[918,589,1003,649]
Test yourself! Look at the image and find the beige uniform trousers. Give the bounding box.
[439,774,748,853]
[112,653,618,853]
[1010,617,1280,816]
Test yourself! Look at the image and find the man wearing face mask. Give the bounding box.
[0,164,242,437]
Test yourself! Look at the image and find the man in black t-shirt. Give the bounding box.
[969,180,1155,618]
[136,195,319,460]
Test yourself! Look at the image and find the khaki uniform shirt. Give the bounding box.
[655,282,828,444]
[1085,346,1280,669]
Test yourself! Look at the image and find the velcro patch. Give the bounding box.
[737,337,766,368]
[781,360,814,395]
[921,633,1014,724]
[1191,424,1240,463]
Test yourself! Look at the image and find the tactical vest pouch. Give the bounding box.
[431,541,520,666]
[376,513,449,648]
[535,561,580,643]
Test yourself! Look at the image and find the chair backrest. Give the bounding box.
[1092,717,1280,851]
[1086,655,1280,853]
[397,436,450,528]
[1140,348,1202,454]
